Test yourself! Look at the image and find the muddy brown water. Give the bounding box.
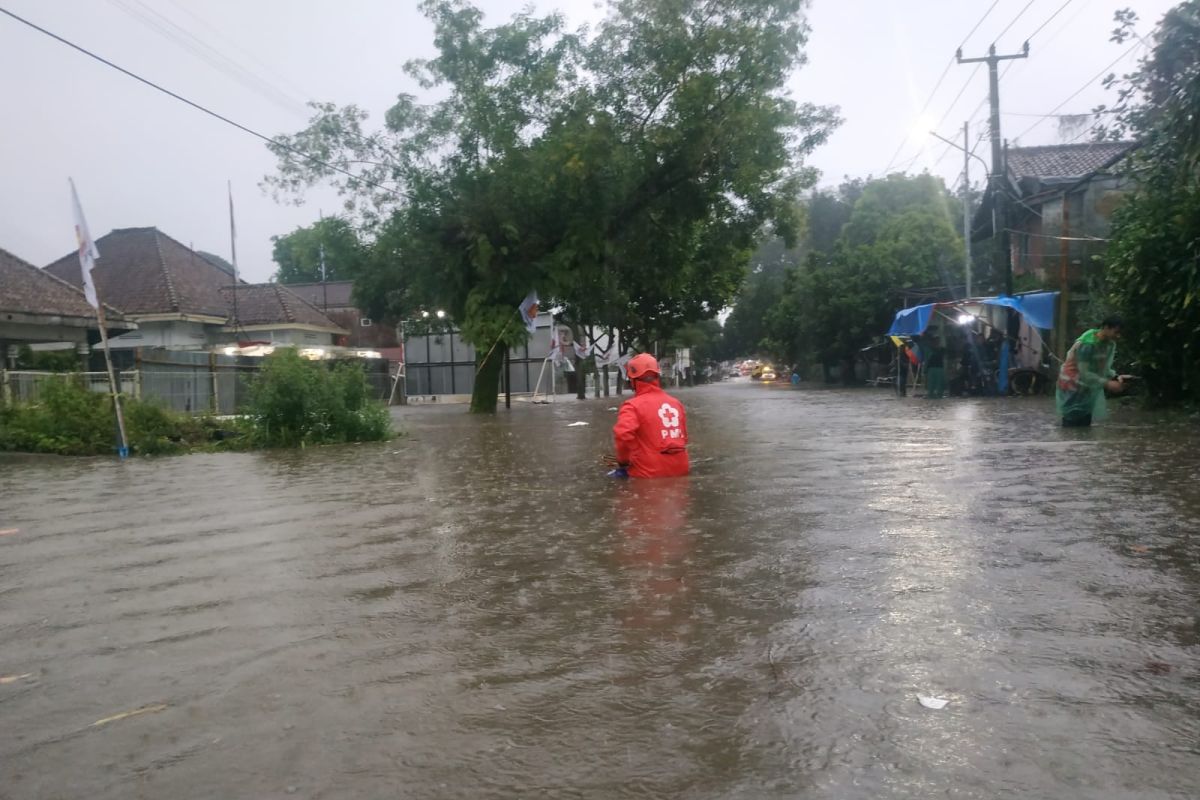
[2,382,1198,799]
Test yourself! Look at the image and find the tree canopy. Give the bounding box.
[270,217,367,284]
[1099,1,1200,404]
[266,0,837,411]
[760,174,964,374]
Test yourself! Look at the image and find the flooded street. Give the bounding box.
[2,382,1199,799]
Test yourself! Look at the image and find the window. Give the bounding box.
[360,318,372,327]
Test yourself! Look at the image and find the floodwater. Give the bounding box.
[2,382,1198,800]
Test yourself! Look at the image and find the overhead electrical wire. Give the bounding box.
[0,5,408,201]
[1025,0,1076,42]
[102,0,308,117]
[879,0,1005,174]
[1012,40,1143,141]
[992,0,1039,44]
[161,0,314,104]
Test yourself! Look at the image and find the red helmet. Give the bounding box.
[626,353,660,381]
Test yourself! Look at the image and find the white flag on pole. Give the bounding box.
[69,179,100,309]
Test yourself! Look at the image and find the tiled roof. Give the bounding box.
[221,284,347,332]
[0,247,125,322]
[44,227,238,318]
[197,251,237,277]
[281,281,356,309]
[1007,142,1135,181]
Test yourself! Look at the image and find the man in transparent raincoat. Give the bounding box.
[1056,316,1131,427]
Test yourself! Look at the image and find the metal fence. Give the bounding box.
[404,316,563,397]
[2,371,138,404]
[3,355,393,415]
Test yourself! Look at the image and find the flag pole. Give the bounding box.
[228,181,240,339]
[70,178,128,458]
[95,301,130,458]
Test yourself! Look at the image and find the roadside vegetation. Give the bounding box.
[0,349,392,456]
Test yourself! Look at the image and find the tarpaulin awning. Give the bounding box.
[886,292,1059,337]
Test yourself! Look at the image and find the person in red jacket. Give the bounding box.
[612,353,690,478]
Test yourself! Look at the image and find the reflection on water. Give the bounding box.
[0,385,1198,799]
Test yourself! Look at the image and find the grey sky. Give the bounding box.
[0,0,1175,284]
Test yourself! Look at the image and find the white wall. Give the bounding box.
[108,320,212,349]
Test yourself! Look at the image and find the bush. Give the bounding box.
[0,352,392,456]
[0,379,237,456]
[246,350,392,447]
[0,378,114,455]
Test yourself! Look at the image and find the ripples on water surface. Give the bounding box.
[1,383,1198,799]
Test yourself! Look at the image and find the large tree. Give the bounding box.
[271,217,367,284]
[265,0,836,411]
[765,174,964,377]
[1098,2,1200,404]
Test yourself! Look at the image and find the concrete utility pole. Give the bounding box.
[957,43,1028,296]
[929,125,988,296]
[962,121,972,297]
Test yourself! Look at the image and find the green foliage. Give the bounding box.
[669,319,725,364]
[265,0,838,411]
[14,345,80,372]
[1099,2,1200,404]
[762,174,964,370]
[0,380,230,456]
[246,349,392,446]
[271,217,367,284]
[721,236,804,357]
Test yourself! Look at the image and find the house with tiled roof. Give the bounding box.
[970,140,1136,356]
[282,281,402,352]
[974,141,1136,285]
[219,284,346,345]
[1,247,133,368]
[43,227,345,354]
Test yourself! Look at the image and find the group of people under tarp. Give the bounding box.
[891,314,1134,428]
[893,324,1025,399]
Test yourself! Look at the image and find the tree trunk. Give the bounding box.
[603,366,610,397]
[573,324,586,400]
[470,346,505,413]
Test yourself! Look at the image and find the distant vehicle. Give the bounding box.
[751,363,776,381]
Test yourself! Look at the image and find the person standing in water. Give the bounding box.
[612,354,690,478]
[1056,316,1132,427]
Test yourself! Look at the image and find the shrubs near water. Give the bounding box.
[0,349,392,456]
[0,378,218,456]
[245,349,392,447]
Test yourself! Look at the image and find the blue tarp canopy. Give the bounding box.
[886,292,1059,337]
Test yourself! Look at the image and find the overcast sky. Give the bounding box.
[0,0,1177,283]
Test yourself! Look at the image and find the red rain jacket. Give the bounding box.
[613,380,690,479]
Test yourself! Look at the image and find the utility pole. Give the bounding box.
[929,125,988,296]
[962,121,972,298]
[957,42,1028,296]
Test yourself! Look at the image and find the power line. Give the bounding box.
[1012,41,1143,141]
[1026,0,1076,42]
[880,0,1009,174]
[959,0,1003,48]
[992,0,1038,44]
[981,0,1087,99]
[1003,109,1117,117]
[161,0,315,103]
[0,5,408,201]
[103,0,308,116]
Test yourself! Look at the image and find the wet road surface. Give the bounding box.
[2,382,1199,799]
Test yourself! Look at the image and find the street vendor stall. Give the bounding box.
[885,291,1059,396]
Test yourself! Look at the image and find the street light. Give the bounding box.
[436,309,446,319]
[930,127,989,299]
